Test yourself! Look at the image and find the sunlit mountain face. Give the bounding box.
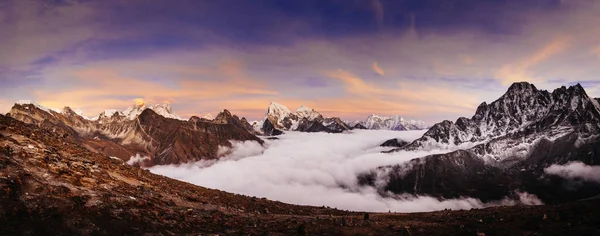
[2,1,600,235]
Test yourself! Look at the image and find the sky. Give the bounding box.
[1,0,600,124]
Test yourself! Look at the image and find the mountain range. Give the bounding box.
[348,115,428,131]
[360,82,600,204]
[254,102,428,135]
[4,99,427,166]
[2,81,600,234]
[6,101,261,166]
[3,110,599,235]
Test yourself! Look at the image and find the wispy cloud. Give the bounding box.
[370,0,384,27]
[371,61,385,76]
[2,0,600,122]
[495,36,571,85]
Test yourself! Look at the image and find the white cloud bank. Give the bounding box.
[149,130,541,212]
[127,154,150,166]
[544,161,600,183]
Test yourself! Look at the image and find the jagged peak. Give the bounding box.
[501,82,540,99]
[137,107,159,119]
[296,105,312,111]
[202,113,213,120]
[295,105,322,120]
[363,113,427,130]
[13,100,55,114]
[61,106,75,114]
[188,116,201,122]
[218,109,233,117]
[266,101,292,116]
[99,109,122,117]
[121,102,182,120]
[507,81,537,92]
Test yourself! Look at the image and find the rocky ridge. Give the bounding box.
[6,102,262,166]
[362,82,600,204]
[260,102,353,135]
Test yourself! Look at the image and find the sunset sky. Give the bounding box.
[1,0,600,124]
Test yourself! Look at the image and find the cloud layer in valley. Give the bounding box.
[150,130,542,212]
[544,162,600,183]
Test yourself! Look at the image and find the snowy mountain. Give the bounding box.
[122,103,183,120]
[6,100,261,166]
[296,105,323,120]
[260,102,350,135]
[257,102,426,135]
[362,82,600,204]
[202,113,213,120]
[364,114,427,130]
[265,101,298,131]
[400,82,600,152]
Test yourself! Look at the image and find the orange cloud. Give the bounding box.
[325,69,479,119]
[133,98,146,107]
[371,61,385,76]
[495,36,571,85]
[593,45,600,57]
[30,60,279,116]
[326,69,389,95]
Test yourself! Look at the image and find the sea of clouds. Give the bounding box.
[149,130,541,212]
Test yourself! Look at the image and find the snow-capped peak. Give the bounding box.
[203,113,213,120]
[96,109,122,119]
[15,100,55,114]
[59,107,95,120]
[295,105,322,120]
[364,114,427,131]
[119,103,184,120]
[267,101,292,118]
[148,104,183,120]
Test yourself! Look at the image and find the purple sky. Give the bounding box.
[1,0,600,124]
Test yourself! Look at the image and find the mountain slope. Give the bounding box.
[6,102,262,166]
[367,82,600,204]
[400,82,600,152]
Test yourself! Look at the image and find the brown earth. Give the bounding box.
[1,114,599,235]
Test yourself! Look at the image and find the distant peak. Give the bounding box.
[14,100,54,114]
[570,83,585,92]
[121,102,182,120]
[296,105,313,111]
[267,101,291,115]
[221,109,232,116]
[268,101,285,107]
[62,106,74,114]
[507,81,537,92]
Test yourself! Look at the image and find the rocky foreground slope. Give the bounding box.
[1,114,600,235]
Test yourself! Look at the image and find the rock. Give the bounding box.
[380,138,409,147]
[297,223,308,235]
